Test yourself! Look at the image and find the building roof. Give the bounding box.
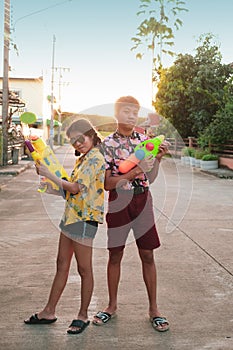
[0,76,43,82]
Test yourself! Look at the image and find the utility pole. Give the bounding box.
[49,34,56,150]
[55,66,70,144]
[2,0,10,165]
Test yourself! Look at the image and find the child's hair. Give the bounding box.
[66,118,102,156]
[114,96,140,116]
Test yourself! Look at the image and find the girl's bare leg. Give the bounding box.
[37,232,74,320]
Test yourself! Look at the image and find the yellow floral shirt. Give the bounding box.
[61,147,105,225]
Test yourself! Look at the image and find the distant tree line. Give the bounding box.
[58,112,146,136]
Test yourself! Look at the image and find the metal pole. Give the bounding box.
[49,34,56,150]
[56,66,70,145]
[57,69,62,145]
[2,0,10,165]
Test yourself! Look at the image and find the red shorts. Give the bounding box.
[106,188,160,252]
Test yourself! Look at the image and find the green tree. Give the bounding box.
[198,76,233,147]
[155,34,233,138]
[188,34,232,135]
[155,53,197,137]
[131,0,188,105]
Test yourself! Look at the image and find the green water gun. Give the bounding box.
[118,135,165,173]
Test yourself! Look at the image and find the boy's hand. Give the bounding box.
[157,140,170,160]
[138,155,155,173]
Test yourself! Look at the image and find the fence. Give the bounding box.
[167,137,233,169]
[166,137,196,157]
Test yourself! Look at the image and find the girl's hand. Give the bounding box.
[43,182,54,194]
[39,181,61,195]
[35,162,50,177]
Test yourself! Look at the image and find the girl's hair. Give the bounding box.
[66,118,102,156]
[114,96,140,116]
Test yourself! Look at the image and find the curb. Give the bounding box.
[0,161,33,176]
[0,161,34,190]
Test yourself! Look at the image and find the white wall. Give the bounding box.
[0,76,44,117]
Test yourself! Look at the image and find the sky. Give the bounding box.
[0,0,233,114]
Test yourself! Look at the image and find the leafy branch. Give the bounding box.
[131,0,188,104]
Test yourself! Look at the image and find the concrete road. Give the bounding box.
[0,145,232,350]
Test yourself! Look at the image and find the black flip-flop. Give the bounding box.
[24,313,57,325]
[67,319,90,334]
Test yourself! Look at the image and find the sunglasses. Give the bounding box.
[70,134,85,146]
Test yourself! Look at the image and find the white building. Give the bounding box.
[0,76,54,139]
[0,76,44,116]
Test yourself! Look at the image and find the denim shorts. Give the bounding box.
[59,220,98,240]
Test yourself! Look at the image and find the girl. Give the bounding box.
[24,119,105,335]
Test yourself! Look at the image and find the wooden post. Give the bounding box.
[2,0,10,165]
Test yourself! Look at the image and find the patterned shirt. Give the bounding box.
[61,147,105,225]
[100,130,150,190]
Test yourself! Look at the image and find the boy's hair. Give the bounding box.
[114,96,140,116]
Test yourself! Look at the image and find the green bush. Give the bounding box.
[198,102,233,147]
[189,148,196,157]
[181,147,193,156]
[195,149,208,159]
[201,154,219,161]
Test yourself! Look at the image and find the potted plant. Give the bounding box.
[194,149,208,168]
[189,148,196,166]
[200,154,219,170]
[181,147,192,165]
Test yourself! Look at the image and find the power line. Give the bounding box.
[12,0,73,31]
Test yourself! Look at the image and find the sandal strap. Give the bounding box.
[152,317,169,326]
[69,319,86,328]
[95,311,111,323]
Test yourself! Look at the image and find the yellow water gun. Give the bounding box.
[25,137,69,192]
